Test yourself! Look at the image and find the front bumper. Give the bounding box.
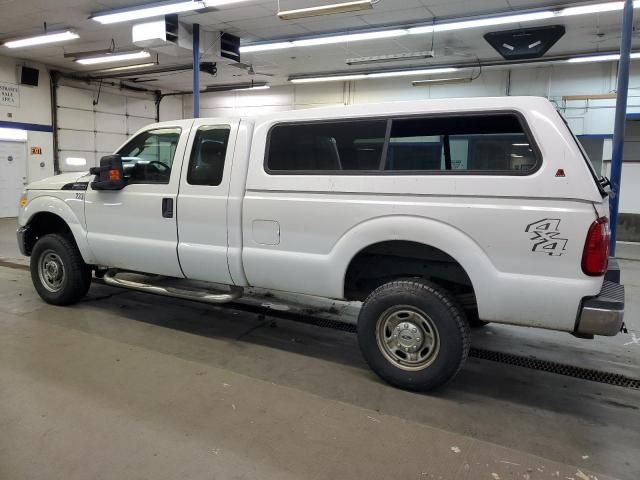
[575,275,625,337]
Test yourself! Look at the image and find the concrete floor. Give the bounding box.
[0,217,639,480]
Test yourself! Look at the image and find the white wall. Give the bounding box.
[159,95,183,121]
[0,55,54,182]
[179,61,640,213]
[179,82,347,118]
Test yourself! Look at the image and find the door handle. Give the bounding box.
[162,198,174,218]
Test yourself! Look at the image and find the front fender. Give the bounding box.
[332,215,497,316]
[20,194,95,264]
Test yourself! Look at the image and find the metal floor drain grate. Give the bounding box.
[245,305,640,390]
[469,348,640,390]
[251,307,640,390]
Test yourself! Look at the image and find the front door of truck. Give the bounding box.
[85,121,193,277]
[176,119,239,284]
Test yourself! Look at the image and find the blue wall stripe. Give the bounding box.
[626,113,640,120]
[577,134,614,139]
[0,120,53,133]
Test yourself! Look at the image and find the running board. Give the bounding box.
[103,270,243,304]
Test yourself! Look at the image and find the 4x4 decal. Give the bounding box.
[526,219,568,256]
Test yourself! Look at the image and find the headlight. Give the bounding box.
[19,191,27,208]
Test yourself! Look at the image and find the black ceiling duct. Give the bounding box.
[484,25,565,60]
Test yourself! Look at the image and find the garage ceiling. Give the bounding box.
[0,0,637,91]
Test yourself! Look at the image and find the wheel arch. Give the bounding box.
[334,215,495,315]
[21,196,94,263]
[344,240,476,299]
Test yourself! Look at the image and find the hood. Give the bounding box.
[27,172,92,191]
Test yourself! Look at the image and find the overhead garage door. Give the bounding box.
[56,85,157,172]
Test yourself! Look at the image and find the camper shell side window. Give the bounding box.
[265,111,542,176]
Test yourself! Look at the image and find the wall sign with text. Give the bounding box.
[0,82,20,107]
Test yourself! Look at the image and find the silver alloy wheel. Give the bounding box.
[376,306,440,371]
[38,249,65,293]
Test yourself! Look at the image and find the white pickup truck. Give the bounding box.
[17,96,624,391]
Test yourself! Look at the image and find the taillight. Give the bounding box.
[582,217,610,276]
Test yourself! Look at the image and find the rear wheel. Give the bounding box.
[30,234,91,305]
[357,279,470,391]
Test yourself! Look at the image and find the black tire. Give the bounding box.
[357,279,470,391]
[30,233,92,306]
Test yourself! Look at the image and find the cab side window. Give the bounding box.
[117,128,181,184]
[187,126,231,186]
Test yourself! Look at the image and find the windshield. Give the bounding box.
[556,111,607,197]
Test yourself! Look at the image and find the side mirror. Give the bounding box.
[90,155,126,190]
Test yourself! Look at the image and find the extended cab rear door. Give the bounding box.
[176,118,240,284]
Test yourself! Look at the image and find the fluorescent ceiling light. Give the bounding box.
[92,0,254,24]
[94,62,158,73]
[232,85,270,91]
[76,50,151,65]
[411,11,555,34]
[567,52,640,63]
[406,25,435,35]
[369,67,457,78]
[291,74,368,84]
[278,0,372,20]
[347,51,434,66]
[292,68,460,83]
[65,157,87,166]
[412,77,472,86]
[560,2,625,16]
[0,128,27,141]
[293,29,407,47]
[240,29,407,52]
[95,0,255,24]
[3,30,79,48]
[206,0,253,5]
[205,82,269,92]
[240,42,293,53]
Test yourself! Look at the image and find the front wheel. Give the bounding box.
[357,280,470,391]
[30,234,91,305]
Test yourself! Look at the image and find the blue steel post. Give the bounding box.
[192,23,200,118]
[609,0,634,255]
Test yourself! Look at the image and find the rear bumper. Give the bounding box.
[575,276,625,337]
